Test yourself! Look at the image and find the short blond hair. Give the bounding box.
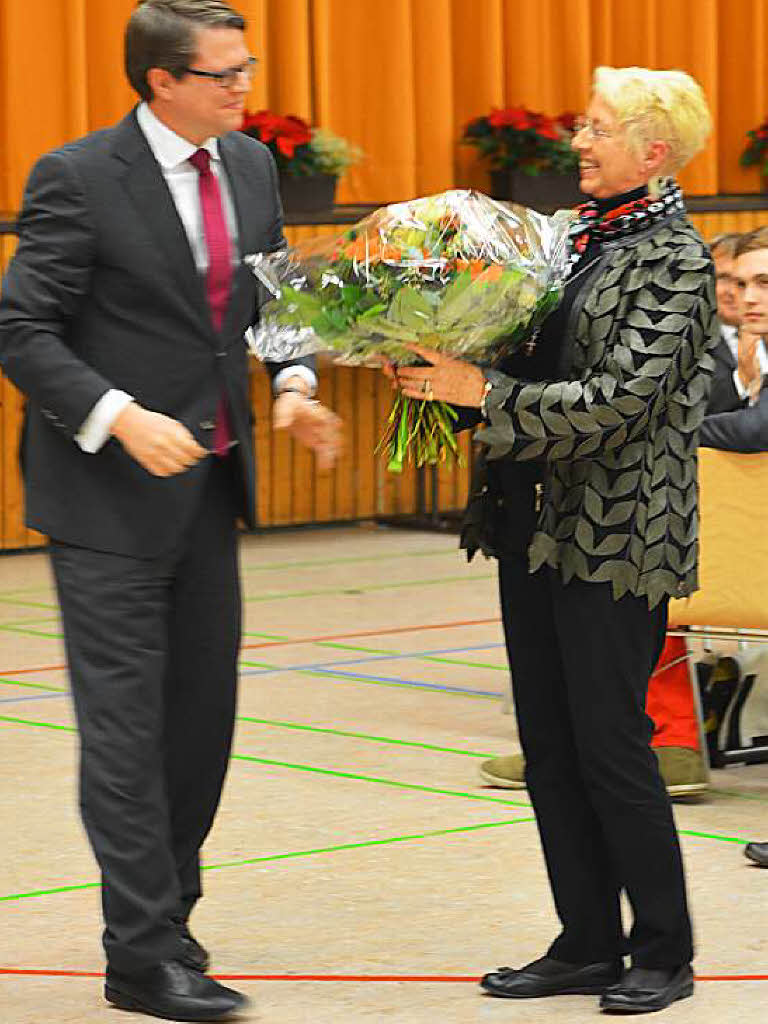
[593,66,712,176]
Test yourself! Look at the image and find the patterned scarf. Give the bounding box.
[566,178,686,276]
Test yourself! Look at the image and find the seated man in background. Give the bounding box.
[708,231,767,414]
[701,226,768,868]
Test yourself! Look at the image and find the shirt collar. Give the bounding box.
[136,102,219,170]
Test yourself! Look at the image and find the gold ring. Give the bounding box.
[423,378,433,401]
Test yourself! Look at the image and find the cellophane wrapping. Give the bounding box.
[247,190,573,470]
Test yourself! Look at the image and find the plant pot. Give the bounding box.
[489,169,586,212]
[278,173,338,214]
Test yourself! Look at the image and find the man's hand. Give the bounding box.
[111,403,207,477]
[273,392,343,470]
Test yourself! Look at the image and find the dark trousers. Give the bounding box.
[50,457,241,972]
[498,557,694,969]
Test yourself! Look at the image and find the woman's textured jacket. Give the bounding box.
[465,212,719,608]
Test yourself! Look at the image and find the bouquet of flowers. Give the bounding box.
[247,190,572,471]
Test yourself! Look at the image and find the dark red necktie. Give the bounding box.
[189,147,233,455]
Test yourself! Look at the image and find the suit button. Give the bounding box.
[200,420,216,431]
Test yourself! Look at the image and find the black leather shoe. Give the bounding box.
[178,921,211,973]
[600,964,694,1014]
[481,955,623,998]
[745,841,768,867]
[105,959,248,1021]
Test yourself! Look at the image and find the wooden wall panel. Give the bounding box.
[3,203,768,548]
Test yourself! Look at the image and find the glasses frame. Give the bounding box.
[573,116,616,141]
[182,56,258,88]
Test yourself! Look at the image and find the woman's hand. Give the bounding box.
[384,343,486,408]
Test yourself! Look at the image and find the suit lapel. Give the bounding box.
[111,111,214,333]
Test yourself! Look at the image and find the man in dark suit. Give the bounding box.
[708,232,767,414]
[700,226,768,871]
[0,2,340,1019]
[702,228,768,451]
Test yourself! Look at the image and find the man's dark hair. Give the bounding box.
[125,0,246,102]
[709,232,742,259]
[734,226,768,259]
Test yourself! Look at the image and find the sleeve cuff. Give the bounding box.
[75,390,134,453]
[272,365,318,398]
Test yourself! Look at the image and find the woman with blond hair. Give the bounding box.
[390,67,716,1014]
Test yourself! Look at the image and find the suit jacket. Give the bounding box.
[465,213,718,608]
[0,109,310,557]
[700,384,768,452]
[707,331,746,414]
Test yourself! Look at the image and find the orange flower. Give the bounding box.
[380,244,402,262]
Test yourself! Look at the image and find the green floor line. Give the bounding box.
[204,818,534,872]
[241,634,507,673]
[0,818,532,903]
[236,717,493,758]
[244,573,495,604]
[232,753,531,808]
[0,624,64,639]
[0,715,760,845]
[0,615,60,630]
[0,714,75,733]
[0,597,58,611]
[240,548,454,574]
[0,677,66,692]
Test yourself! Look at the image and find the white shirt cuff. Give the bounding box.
[732,368,749,401]
[272,365,318,397]
[75,390,134,453]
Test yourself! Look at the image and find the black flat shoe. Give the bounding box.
[600,964,694,1014]
[480,955,623,998]
[745,841,768,867]
[105,959,248,1021]
[178,921,210,973]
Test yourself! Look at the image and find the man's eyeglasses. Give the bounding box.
[573,116,615,141]
[183,56,258,88]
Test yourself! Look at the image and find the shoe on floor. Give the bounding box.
[480,955,622,998]
[653,746,709,797]
[600,964,694,1014]
[478,753,526,789]
[745,841,768,866]
[105,959,248,1021]
[479,748,709,797]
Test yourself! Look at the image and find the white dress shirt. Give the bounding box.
[721,324,768,404]
[76,103,315,453]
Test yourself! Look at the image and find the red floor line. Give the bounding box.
[1,969,766,982]
[240,617,500,650]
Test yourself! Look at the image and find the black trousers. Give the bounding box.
[50,457,241,972]
[498,557,694,969]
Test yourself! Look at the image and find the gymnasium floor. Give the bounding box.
[1,524,766,1023]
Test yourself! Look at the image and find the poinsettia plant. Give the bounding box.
[462,107,579,175]
[739,116,768,178]
[240,110,362,178]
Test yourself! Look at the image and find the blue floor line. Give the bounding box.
[239,642,506,677]
[0,692,67,706]
[0,643,509,706]
[241,664,504,698]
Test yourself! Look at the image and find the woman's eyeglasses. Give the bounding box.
[573,116,615,141]
[183,56,258,88]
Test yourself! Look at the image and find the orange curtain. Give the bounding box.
[0,0,766,211]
